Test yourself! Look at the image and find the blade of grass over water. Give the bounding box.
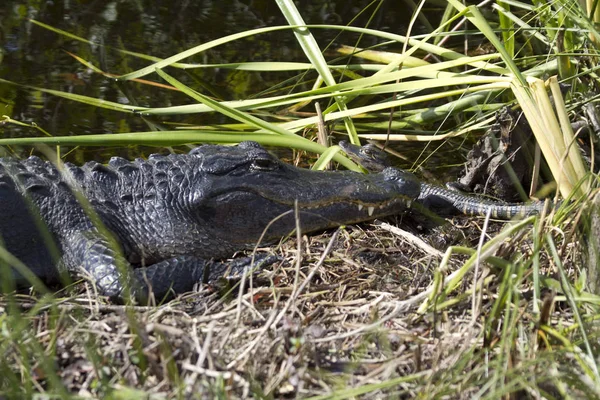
[491,3,549,44]
[155,68,361,169]
[115,25,308,81]
[181,62,411,72]
[0,116,53,137]
[143,74,508,116]
[0,79,144,113]
[336,45,430,67]
[155,69,297,138]
[276,0,359,145]
[30,21,514,77]
[64,51,180,91]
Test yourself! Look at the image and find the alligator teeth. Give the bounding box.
[368,206,375,216]
[358,204,364,211]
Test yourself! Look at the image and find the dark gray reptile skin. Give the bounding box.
[0,141,421,301]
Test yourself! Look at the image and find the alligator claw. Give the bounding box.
[204,254,281,282]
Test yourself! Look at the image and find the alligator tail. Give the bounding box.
[420,184,550,219]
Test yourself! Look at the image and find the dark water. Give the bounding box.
[0,0,424,161]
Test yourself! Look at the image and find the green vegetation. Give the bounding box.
[1,0,600,398]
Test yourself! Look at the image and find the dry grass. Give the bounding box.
[1,1,599,397]
[1,209,596,399]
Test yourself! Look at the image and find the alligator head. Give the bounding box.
[188,141,420,252]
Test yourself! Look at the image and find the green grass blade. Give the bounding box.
[155,68,297,137]
[0,78,143,113]
[275,0,360,144]
[0,131,362,171]
[144,72,508,117]
[157,68,365,169]
[310,145,343,171]
[116,25,300,81]
[497,1,516,57]
[447,0,527,86]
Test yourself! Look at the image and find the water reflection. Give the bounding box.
[0,0,413,159]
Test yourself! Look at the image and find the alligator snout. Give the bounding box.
[382,167,421,199]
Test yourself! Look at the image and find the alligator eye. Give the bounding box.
[360,147,375,158]
[251,158,277,171]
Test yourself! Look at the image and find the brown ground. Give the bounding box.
[2,209,586,399]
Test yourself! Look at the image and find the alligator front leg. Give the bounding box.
[61,230,277,302]
[61,230,134,299]
[131,254,279,302]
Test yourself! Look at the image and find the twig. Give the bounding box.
[376,221,444,258]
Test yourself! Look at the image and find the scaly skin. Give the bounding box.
[0,141,420,301]
[339,140,547,218]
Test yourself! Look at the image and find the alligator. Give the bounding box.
[0,141,421,301]
[338,140,548,218]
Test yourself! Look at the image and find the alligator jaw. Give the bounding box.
[200,165,421,247]
[209,183,417,226]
